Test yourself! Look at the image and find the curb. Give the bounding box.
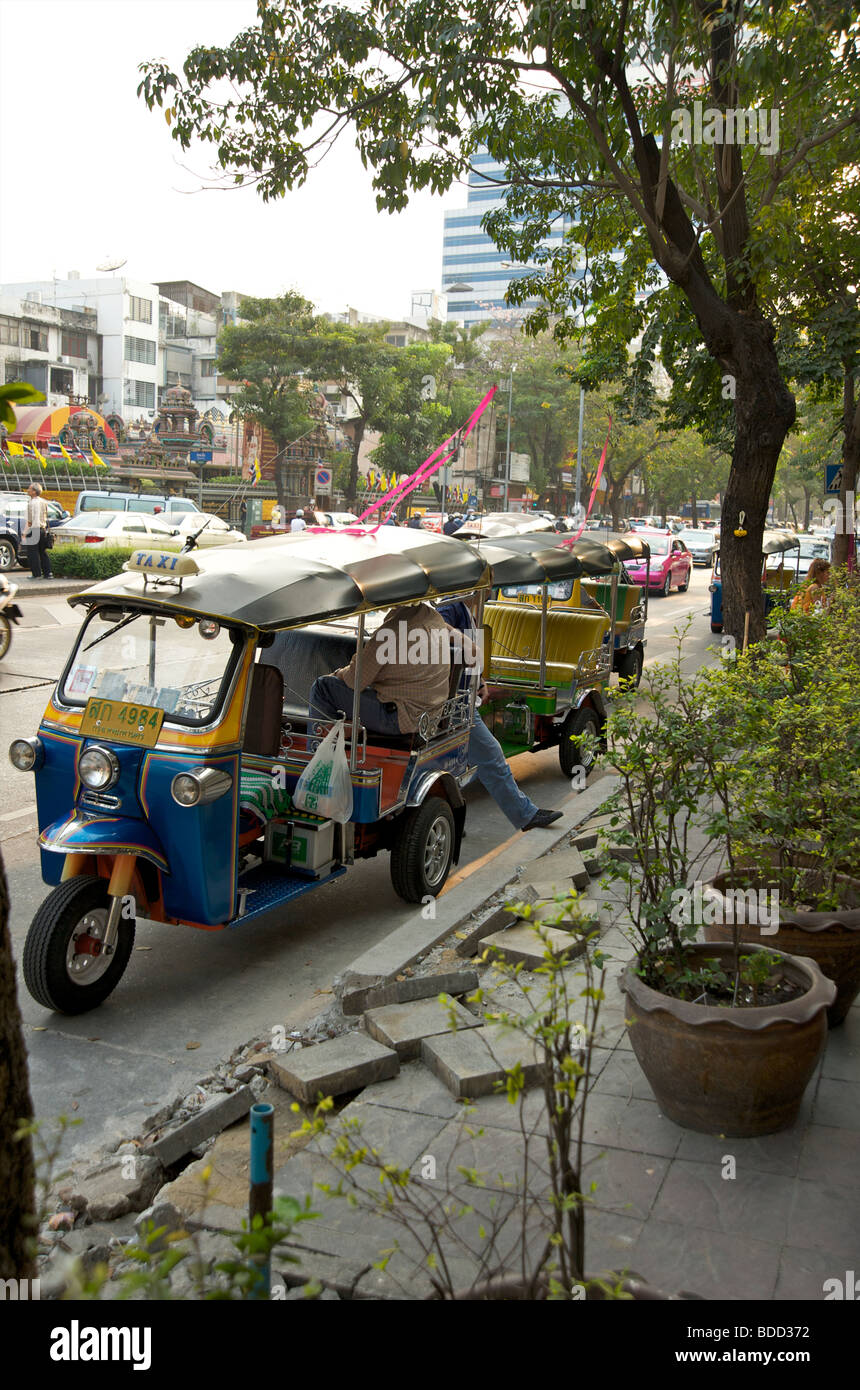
[12,577,86,597]
[339,772,621,993]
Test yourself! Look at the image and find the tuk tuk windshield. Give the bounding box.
[60,608,243,726]
[499,579,574,601]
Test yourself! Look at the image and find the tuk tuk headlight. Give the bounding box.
[9,736,43,771]
[79,745,120,790]
[171,768,233,807]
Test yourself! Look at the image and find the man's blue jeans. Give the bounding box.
[468,713,538,829]
[309,674,401,737]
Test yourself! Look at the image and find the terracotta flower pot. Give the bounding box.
[620,943,835,1137]
[704,864,860,1026]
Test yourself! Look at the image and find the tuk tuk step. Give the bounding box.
[363,995,483,1061]
[232,863,347,925]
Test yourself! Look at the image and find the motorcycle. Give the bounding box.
[0,574,22,659]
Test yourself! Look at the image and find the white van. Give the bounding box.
[74,491,201,518]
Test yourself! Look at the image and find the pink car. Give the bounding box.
[623,528,692,597]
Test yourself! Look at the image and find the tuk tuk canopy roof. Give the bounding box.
[761,531,802,556]
[69,528,491,631]
[602,534,652,563]
[471,532,585,586]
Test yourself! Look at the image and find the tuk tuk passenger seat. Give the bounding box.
[483,603,610,686]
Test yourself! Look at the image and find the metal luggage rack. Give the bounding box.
[577,645,611,682]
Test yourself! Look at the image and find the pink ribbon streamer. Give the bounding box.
[563,416,612,546]
[348,385,498,534]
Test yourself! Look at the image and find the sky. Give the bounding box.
[0,0,460,318]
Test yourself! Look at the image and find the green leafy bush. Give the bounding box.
[49,547,136,580]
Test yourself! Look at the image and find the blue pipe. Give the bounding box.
[249,1102,274,1298]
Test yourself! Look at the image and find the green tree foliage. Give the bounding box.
[217,293,322,506]
[138,1,859,640]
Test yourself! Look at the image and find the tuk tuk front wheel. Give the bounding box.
[0,613,11,660]
[23,876,136,1014]
[559,708,601,779]
[390,796,455,903]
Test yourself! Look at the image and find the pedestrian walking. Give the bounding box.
[24,483,52,579]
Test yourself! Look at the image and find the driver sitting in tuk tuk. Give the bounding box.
[309,602,450,738]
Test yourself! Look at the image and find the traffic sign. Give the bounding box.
[189,450,213,462]
[826,463,843,495]
[315,466,332,492]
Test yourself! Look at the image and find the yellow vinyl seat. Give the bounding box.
[581,580,642,634]
[484,603,609,687]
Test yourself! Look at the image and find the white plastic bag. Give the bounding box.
[292,719,353,823]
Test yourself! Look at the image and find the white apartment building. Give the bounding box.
[0,294,100,408]
[1,274,247,426]
[1,274,160,422]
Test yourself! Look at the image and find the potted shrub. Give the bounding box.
[602,632,835,1137]
[699,582,860,1024]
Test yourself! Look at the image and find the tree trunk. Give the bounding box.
[0,845,36,1280]
[347,419,366,507]
[273,440,288,509]
[718,319,796,645]
[690,489,698,527]
[833,366,859,572]
[802,486,812,531]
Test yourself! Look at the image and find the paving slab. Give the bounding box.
[511,890,601,929]
[518,846,592,891]
[571,830,599,852]
[421,1022,545,1099]
[355,1060,461,1119]
[480,923,586,969]
[363,995,482,1061]
[453,907,516,959]
[144,1086,256,1168]
[342,969,478,1016]
[269,1032,399,1103]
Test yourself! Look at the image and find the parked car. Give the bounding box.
[675,527,717,567]
[623,528,692,596]
[0,492,71,570]
[52,512,246,551]
[74,491,202,518]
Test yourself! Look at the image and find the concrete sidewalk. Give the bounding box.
[261,827,859,1301]
[37,792,859,1302]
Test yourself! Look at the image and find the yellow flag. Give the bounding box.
[59,442,75,465]
[32,442,47,468]
[91,447,107,469]
[6,440,24,456]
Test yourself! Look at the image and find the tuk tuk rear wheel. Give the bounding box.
[390,796,455,903]
[0,614,10,660]
[23,876,135,1014]
[617,645,644,687]
[559,708,601,778]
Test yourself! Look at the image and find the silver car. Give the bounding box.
[675,528,716,567]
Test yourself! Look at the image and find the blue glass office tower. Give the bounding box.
[442,150,571,326]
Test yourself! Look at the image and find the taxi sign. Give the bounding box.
[124,550,200,577]
[80,697,164,748]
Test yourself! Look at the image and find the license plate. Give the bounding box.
[80,697,164,748]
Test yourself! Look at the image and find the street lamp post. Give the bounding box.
[504,365,516,509]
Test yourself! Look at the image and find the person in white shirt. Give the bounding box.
[24,483,52,579]
[290,508,307,534]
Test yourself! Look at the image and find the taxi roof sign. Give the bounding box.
[123,549,201,586]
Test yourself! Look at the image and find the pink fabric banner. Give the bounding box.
[562,416,612,545]
[351,385,498,533]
